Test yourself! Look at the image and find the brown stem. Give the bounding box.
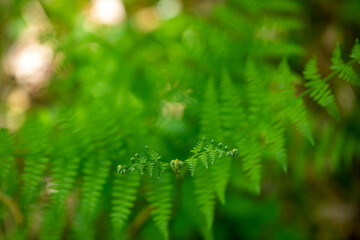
[127,206,153,239]
[0,192,23,226]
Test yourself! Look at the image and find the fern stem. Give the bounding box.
[0,192,23,226]
[127,206,153,240]
[300,58,358,98]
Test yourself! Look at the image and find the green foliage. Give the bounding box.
[111,173,140,238]
[276,60,314,145]
[194,174,216,231]
[0,129,15,192]
[303,57,340,120]
[18,119,50,208]
[145,174,173,240]
[0,1,359,239]
[331,43,360,87]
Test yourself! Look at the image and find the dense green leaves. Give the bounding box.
[0,1,359,239]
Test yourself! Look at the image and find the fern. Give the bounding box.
[145,174,173,240]
[331,43,360,87]
[41,113,81,240]
[184,139,237,177]
[1,1,360,239]
[238,136,262,193]
[117,148,168,178]
[200,79,221,139]
[194,173,216,231]
[219,72,245,142]
[79,157,111,220]
[205,74,243,203]
[242,59,265,193]
[210,156,230,204]
[350,39,360,61]
[303,57,340,120]
[264,121,287,172]
[277,60,314,145]
[18,119,50,207]
[111,172,140,238]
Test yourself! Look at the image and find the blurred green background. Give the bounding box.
[0,0,360,239]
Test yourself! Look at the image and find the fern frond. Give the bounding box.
[210,157,231,204]
[303,57,339,120]
[277,60,313,144]
[191,138,206,154]
[239,136,262,194]
[219,72,245,142]
[187,156,198,177]
[146,174,173,240]
[184,139,237,176]
[194,173,216,230]
[245,58,266,122]
[200,153,209,170]
[18,119,50,207]
[242,59,264,193]
[200,79,221,139]
[350,39,360,61]
[41,114,81,240]
[41,155,80,240]
[118,149,168,178]
[80,157,111,220]
[41,207,66,240]
[264,121,287,172]
[331,44,360,87]
[111,172,140,237]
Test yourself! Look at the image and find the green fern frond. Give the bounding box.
[118,149,168,178]
[219,72,245,142]
[241,59,265,193]
[331,44,360,87]
[200,153,209,170]
[303,57,339,120]
[210,157,231,204]
[80,157,111,220]
[18,119,50,207]
[185,139,237,176]
[200,79,221,139]
[185,156,198,176]
[350,39,360,61]
[245,58,266,122]
[277,60,313,144]
[111,172,140,237]
[264,121,287,172]
[73,156,111,240]
[239,136,262,194]
[191,138,206,154]
[194,173,216,230]
[41,154,80,240]
[204,73,243,203]
[41,126,81,240]
[146,174,173,240]
[41,207,66,240]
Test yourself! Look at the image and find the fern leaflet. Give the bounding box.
[111,172,140,238]
[146,174,173,240]
[303,57,340,120]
